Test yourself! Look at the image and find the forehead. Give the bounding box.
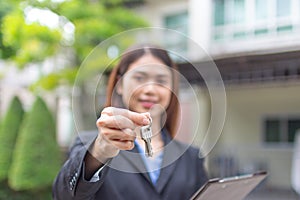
[127,54,171,76]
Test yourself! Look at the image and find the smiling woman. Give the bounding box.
[116,54,172,113]
[107,44,179,138]
[52,44,208,200]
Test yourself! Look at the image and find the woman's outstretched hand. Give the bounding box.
[93,107,150,162]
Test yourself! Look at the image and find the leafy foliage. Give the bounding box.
[2,11,62,67]
[0,0,148,91]
[29,68,77,91]
[8,97,62,191]
[0,181,52,200]
[0,1,16,58]
[56,0,147,66]
[0,96,24,181]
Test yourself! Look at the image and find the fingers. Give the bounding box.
[95,107,150,152]
[100,107,150,126]
[97,115,136,130]
[109,139,134,150]
[101,127,135,142]
[100,128,135,150]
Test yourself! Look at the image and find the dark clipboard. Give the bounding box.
[190,171,267,200]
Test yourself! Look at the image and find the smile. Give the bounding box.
[139,100,156,109]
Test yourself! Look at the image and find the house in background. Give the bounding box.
[130,0,300,191]
[0,0,299,195]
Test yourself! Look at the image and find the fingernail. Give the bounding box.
[142,118,150,125]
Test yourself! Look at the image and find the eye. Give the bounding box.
[157,79,167,85]
[133,75,145,82]
[156,77,171,86]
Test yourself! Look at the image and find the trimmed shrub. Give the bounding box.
[0,96,24,181]
[0,181,52,200]
[9,96,62,191]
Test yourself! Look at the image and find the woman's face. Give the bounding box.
[117,54,172,115]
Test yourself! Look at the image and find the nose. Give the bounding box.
[142,82,156,94]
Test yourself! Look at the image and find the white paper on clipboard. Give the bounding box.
[190,171,267,200]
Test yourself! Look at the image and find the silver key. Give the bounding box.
[140,117,153,157]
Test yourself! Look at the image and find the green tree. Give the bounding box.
[0,96,24,182]
[0,1,16,59]
[0,0,148,130]
[1,6,62,67]
[0,0,147,90]
[8,96,61,191]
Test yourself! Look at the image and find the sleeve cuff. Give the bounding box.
[83,160,111,182]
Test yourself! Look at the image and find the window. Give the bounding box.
[213,0,247,41]
[233,0,245,24]
[214,0,225,26]
[276,0,291,17]
[164,12,188,60]
[212,0,297,42]
[255,0,268,20]
[288,119,300,142]
[214,0,245,25]
[264,117,300,144]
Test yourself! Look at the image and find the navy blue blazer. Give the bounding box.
[52,130,208,200]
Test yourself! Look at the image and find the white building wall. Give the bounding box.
[133,0,300,58]
[207,83,300,188]
[188,0,212,59]
[132,0,188,28]
[132,0,300,189]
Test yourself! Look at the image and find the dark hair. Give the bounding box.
[105,44,179,138]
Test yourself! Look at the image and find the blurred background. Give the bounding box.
[0,0,300,199]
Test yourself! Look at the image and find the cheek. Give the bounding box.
[121,82,140,102]
[160,88,172,105]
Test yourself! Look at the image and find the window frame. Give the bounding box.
[163,11,189,61]
[262,115,300,147]
[212,0,299,42]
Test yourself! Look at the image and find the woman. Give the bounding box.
[52,44,208,200]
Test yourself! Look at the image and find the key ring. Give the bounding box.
[147,116,152,128]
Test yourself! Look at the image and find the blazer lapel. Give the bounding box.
[155,130,181,193]
[110,128,182,193]
[110,146,152,184]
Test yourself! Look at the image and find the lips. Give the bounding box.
[139,100,156,109]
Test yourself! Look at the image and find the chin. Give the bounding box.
[129,106,148,113]
[149,110,163,118]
